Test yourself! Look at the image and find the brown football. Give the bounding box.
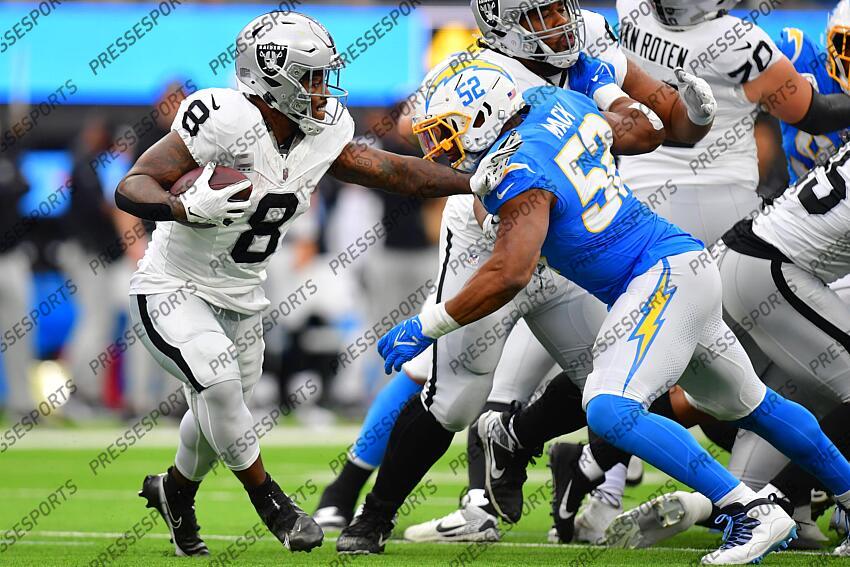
[170,165,252,201]
[170,165,252,227]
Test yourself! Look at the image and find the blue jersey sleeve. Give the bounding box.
[481,147,558,215]
[778,28,824,78]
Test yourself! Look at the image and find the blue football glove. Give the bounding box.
[568,53,616,100]
[377,315,435,375]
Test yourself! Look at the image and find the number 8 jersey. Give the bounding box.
[129,88,354,314]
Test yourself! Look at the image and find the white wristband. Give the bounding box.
[419,302,460,339]
[593,84,628,112]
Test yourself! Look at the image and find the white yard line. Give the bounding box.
[25,530,828,555]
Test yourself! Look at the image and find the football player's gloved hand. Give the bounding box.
[377,315,434,374]
[470,130,524,198]
[179,162,252,227]
[674,68,716,126]
[482,214,500,242]
[569,53,617,100]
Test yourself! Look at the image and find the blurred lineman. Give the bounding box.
[60,117,153,418]
[317,0,719,544]
[372,62,850,564]
[115,11,471,558]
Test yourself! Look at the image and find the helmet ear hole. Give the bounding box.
[473,111,486,128]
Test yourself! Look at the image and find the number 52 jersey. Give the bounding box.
[481,87,703,306]
[129,88,354,314]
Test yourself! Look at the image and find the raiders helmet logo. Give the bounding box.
[257,43,288,76]
[477,0,499,26]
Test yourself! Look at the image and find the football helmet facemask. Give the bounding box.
[413,59,524,172]
[235,11,348,136]
[471,0,585,69]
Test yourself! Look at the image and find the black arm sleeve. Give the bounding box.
[792,86,850,136]
[114,190,174,221]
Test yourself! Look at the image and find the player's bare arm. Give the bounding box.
[622,60,713,145]
[745,55,850,134]
[329,143,472,198]
[444,190,553,326]
[115,131,194,222]
[603,96,666,155]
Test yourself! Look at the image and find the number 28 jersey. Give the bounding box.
[481,88,703,306]
[129,88,354,314]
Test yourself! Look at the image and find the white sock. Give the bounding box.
[715,482,759,509]
[578,444,605,482]
[594,463,627,507]
[465,488,489,508]
[685,492,715,523]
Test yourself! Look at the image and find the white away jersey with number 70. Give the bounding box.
[129,88,354,314]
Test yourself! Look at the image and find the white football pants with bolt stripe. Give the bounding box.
[582,251,766,421]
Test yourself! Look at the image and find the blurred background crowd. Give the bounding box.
[0,0,836,426]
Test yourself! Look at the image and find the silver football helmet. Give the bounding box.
[648,0,741,29]
[235,11,348,135]
[471,0,585,68]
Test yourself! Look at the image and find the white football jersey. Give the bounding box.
[129,88,354,314]
[753,144,850,283]
[616,0,783,191]
[443,10,629,242]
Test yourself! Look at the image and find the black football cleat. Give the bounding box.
[548,442,602,543]
[249,475,324,553]
[139,470,209,556]
[336,494,396,554]
[476,407,541,524]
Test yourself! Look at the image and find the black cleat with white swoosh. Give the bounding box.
[549,442,602,543]
[336,494,396,554]
[139,470,209,556]
[249,474,324,553]
[477,407,542,524]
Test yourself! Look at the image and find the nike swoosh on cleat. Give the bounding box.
[170,515,183,529]
[558,480,574,520]
[435,522,460,534]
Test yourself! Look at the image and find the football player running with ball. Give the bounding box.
[115,11,472,558]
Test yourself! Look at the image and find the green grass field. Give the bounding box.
[0,425,843,566]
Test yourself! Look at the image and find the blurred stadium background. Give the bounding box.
[0,0,838,428]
